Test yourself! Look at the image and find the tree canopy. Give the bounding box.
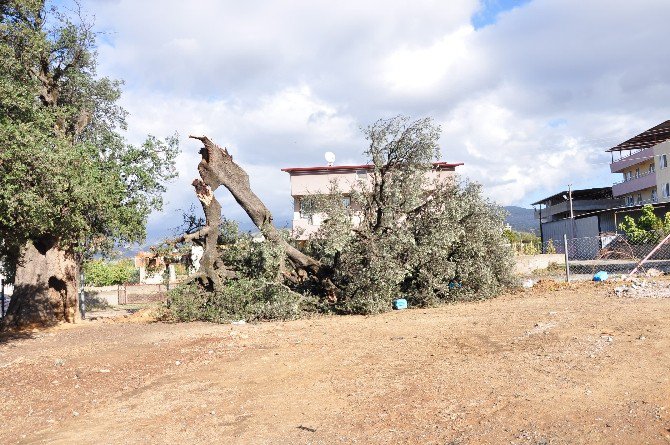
[0,0,178,280]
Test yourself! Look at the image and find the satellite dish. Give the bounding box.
[325,152,336,166]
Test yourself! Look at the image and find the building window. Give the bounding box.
[652,189,658,202]
[626,171,632,181]
[635,168,640,178]
[650,162,655,173]
[637,193,642,204]
[660,154,668,169]
[342,196,351,208]
[664,183,670,198]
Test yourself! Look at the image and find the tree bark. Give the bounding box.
[3,237,80,330]
[189,178,235,290]
[188,135,336,296]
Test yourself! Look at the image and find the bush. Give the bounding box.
[163,279,318,323]
[84,259,138,286]
[618,204,670,245]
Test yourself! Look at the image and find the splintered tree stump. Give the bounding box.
[187,135,337,297]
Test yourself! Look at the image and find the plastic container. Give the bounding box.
[392,298,408,310]
[593,271,609,282]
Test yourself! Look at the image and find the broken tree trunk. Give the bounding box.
[189,178,233,290]
[3,237,80,330]
[188,135,336,295]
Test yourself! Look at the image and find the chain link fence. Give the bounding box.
[541,231,670,276]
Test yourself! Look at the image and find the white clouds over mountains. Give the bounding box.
[83,0,670,239]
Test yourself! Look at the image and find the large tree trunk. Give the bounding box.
[2,237,79,330]
[188,135,337,297]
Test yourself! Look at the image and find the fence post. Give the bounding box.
[78,270,86,319]
[1,278,4,318]
[563,234,571,283]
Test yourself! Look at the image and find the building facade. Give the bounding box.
[609,120,670,206]
[282,162,463,240]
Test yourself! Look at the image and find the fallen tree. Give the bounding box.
[164,116,515,322]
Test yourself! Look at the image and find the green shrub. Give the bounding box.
[163,279,317,323]
[84,259,138,286]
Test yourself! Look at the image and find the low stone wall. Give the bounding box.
[84,284,168,306]
[514,254,564,275]
[84,285,120,306]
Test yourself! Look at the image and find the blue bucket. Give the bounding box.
[393,298,408,310]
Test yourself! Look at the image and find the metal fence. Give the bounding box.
[542,231,670,277]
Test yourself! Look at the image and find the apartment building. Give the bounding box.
[282,161,463,240]
[609,120,670,206]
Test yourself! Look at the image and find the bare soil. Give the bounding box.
[2,280,670,444]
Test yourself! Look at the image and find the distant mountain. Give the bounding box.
[503,206,538,234]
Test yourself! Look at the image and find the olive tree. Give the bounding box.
[305,116,515,313]
[0,1,178,328]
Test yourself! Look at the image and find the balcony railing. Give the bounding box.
[610,146,655,173]
[612,170,656,197]
[623,197,658,207]
[613,168,655,185]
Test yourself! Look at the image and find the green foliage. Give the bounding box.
[618,204,670,244]
[83,259,138,286]
[0,1,178,279]
[163,280,315,323]
[306,116,516,314]
[545,239,557,254]
[161,218,305,323]
[503,228,541,255]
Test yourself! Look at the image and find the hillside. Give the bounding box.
[504,205,538,234]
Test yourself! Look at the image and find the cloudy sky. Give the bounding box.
[72,0,670,241]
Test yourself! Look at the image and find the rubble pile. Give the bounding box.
[613,277,670,299]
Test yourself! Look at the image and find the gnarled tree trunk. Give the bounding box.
[188,135,337,297]
[3,237,79,330]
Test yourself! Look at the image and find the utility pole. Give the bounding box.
[568,184,574,219]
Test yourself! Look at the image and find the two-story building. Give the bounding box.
[282,161,463,240]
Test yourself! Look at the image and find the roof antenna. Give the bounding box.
[325,152,335,166]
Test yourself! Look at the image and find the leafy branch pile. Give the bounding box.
[163,116,516,322]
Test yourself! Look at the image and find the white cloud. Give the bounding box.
[76,0,670,238]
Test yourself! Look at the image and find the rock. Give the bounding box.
[522,279,534,288]
[646,268,663,277]
[232,320,246,325]
[54,358,65,367]
[175,360,181,366]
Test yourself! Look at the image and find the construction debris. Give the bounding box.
[613,278,670,299]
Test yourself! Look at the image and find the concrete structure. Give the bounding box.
[608,120,670,205]
[532,187,623,224]
[134,252,177,284]
[282,162,463,239]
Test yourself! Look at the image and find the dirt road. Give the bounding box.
[2,280,670,444]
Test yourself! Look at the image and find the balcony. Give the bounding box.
[610,146,654,173]
[612,170,656,197]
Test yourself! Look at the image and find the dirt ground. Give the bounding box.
[2,280,670,444]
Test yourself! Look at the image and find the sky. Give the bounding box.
[66,0,670,242]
